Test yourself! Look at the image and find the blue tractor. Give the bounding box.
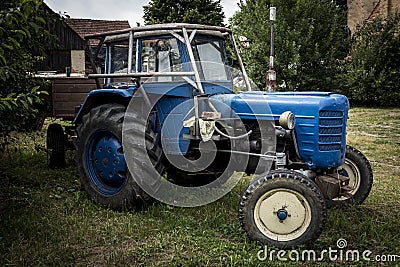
[48,23,373,247]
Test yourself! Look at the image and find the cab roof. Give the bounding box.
[84,23,231,42]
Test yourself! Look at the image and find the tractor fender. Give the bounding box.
[73,89,133,124]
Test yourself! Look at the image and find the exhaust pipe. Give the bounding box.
[266,7,277,92]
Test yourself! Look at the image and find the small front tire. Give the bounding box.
[239,170,326,248]
[326,145,373,208]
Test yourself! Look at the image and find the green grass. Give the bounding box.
[0,108,399,266]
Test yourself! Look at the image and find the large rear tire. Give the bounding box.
[75,104,159,210]
[239,170,326,248]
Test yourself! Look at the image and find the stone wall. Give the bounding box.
[348,0,400,33]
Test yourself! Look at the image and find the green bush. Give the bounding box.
[0,0,50,134]
[342,13,400,107]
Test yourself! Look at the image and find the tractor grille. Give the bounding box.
[318,110,344,151]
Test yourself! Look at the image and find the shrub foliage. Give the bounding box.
[0,0,50,134]
[342,13,400,107]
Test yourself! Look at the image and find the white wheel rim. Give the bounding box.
[334,158,361,201]
[254,188,312,242]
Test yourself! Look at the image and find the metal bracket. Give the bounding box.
[189,29,197,43]
[315,174,351,200]
[168,30,185,44]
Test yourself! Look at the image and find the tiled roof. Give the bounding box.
[66,18,130,45]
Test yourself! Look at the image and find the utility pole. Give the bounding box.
[266,7,276,92]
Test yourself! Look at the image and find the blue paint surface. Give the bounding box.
[85,130,127,195]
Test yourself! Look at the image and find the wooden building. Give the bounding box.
[36,3,130,75]
[35,4,130,119]
[36,4,86,73]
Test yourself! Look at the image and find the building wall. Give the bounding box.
[71,50,86,74]
[348,0,400,33]
[35,4,86,72]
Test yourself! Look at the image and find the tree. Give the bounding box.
[143,0,225,26]
[0,0,50,135]
[231,0,349,92]
[341,14,400,107]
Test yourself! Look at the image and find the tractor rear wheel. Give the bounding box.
[75,104,158,210]
[239,170,326,248]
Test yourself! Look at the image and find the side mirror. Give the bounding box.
[238,35,251,49]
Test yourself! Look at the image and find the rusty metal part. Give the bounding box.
[202,111,221,120]
[315,174,351,200]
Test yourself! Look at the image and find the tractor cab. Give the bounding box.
[90,24,239,96]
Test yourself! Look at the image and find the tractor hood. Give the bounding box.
[211,91,350,170]
[211,91,348,121]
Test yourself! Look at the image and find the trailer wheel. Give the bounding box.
[75,104,158,210]
[326,145,373,208]
[47,123,66,169]
[239,170,326,248]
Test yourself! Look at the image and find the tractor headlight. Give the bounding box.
[279,111,296,130]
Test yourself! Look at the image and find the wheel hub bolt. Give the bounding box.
[276,209,288,221]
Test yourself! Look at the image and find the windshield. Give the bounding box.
[138,37,230,83]
[192,39,230,81]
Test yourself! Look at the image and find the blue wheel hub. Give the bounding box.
[86,131,127,195]
[277,209,288,221]
[340,169,349,177]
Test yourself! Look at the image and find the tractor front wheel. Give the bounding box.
[239,170,326,248]
[326,145,373,208]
